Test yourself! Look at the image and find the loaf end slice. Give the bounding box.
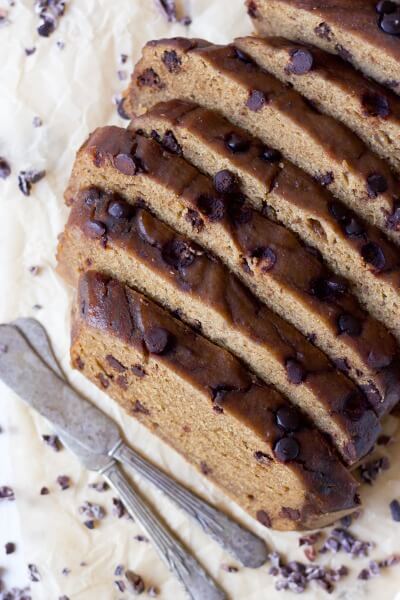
[71,270,360,531]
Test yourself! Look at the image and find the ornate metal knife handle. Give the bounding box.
[102,462,226,600]
[111,442,268,568]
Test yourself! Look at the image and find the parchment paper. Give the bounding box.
[0,1,399,598]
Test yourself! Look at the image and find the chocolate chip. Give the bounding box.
[335,44,352,61]
[310,276,347,301]
[387,201,400,230]
[196,194,225,221]
[114,565,124,576]
[125,570,145,594]
[5,542,15,554]
[162,239,196,270]
[42,434,62,452]
[379,9,400,35]
[137,68,162,87]
[214,169,238,194]
[57,475,71,490]
[112,497,126,518]
[367,173,388,198]
[314,21,332,40]
[37,18,55,37]
[344,217,364,238]
[162,49,182,73]
[361,91,391,118]
[276,406,302,431]
[84,519,95,529]
[247,1,259,18]
[162,130,182,155]
[144,327,171,354]
[234,47,255,65]
[225,132,250,153]
[0,486,14,501]
[18,169,46,196]
[185,208,204,232]
[114,580,126,593]
[132,400,150,415]
[389,499,400,521]
[40,486,49,495]
[342,393,365,422]
[85,219,106,239]
[25,46,36,56]
[200,461,212,475]
[285,359,305,385]
[0,157,11,179]
[315,171,334,187]
[338,314,362,336]
[376,0,398,13]
[114,153,136,176]
[28,563,41,582]
[361,242,386,271]
[274,437,300,462]
[260,145,282,163]
[211,384,235,406]
[287,49,314,75]
[280,507,301,521]
[116,96,130,120]
[256,509,272,527]
[251,246,277,271]
[246,89,267,112]
[106,355,127,372]
[107,199,133,219]
[131,364,146,378]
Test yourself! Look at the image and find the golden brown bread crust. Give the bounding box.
[58,186,381,463]
[234,36,400,175]
[132,99,400,346]
[65,125,400,417]
[246,0,400,95]
[71,270,359,531]
[125,37,400,243]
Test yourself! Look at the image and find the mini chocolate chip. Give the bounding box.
[214,169,238,194]
[246,89,267,111]
[144,327,171,354]
[344,217,364,238]
[57,475,71,490]
[132,400,150,415]
[335,44,352,61]
[83,188,100,206]
[132,364,146,378]
[40,486,49,495]
[260,145,282,163]
[251,246,277,271]
[276,406,302,431]
[196,194,225,221]
[247,1,259,18]
[162,49,182,73]
[256,509,272,527]
[162,130,182,155]
[200,461,212,475]
[310,276,347,301]
[225,132,250,153]
[125,570,145,594]
[285,359,305,385]
[387,201,400,230]
[389,499,400,521]
[0,157,11,179]
[316,171,334,187]
[376,0,398,13]
[342,393,365,422]
[234,47,255,64]
[338,314,362,336]
[38,18,55,37]
[106,355,127,372]
[361,242,386,271]
[137,68,162,87]
[84,519,95,529]
[85,219,106,238]
[379,9,400,35]
[28,563,41,582]
[162,239,196,270]
[361,91,391,118]
[280,507,301,521]
[314,22,332,40]
[367,173,388,198]
[185,208,204,232]
[97,372,109,388]
[287,48,314,75]
[5,542,15,554]
[107,199,133,219]
[274,437,300,462]
[114,153,136,176]
[254,450,273,465]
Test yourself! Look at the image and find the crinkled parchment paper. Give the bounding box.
[0,1,400,598]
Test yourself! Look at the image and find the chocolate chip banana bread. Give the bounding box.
[246,0,400,96]
[125,37,400,243]
[133,100,400,344]
[234,36,400,175]
[58,186,380,463]
[71,270,360,531]
[65,126,400,416]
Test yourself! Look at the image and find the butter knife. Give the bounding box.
[1,320,268,569]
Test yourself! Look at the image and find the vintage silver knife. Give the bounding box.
[0,320,268,567]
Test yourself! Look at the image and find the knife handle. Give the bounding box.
[101,462,226,600]
[112,442,268,568]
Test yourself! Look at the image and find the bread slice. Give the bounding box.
[245,0,400,96]
[58,186,380,463]
[71,270,360,531]
[133,100,400,346]
[65,126,400,417]
[124,37,400,243]
[234,36,400,175]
